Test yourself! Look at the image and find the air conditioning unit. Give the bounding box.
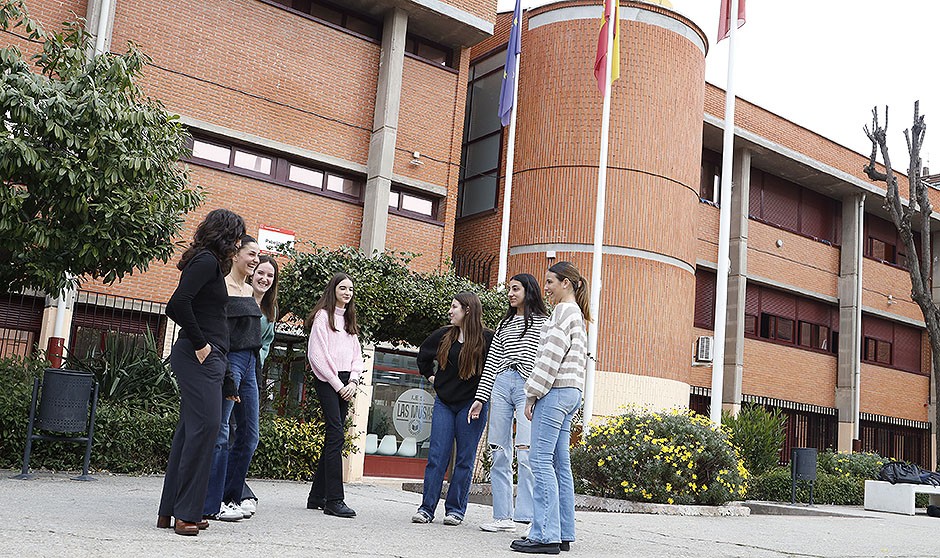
[695,335,714,363]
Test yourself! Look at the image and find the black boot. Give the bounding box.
[323,500,356,518]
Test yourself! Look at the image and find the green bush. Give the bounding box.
[0,355,335,479]
[818,450,885,479]
[571,408,748,505]
[722,405,786,477]
[748,451,888,505]
[64,330,179,414]
[747,467,864,505]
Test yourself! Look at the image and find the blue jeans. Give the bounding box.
[489,369,533,522]
[419,397,488,520]
[529,387,581,544]
[203,350,258,515]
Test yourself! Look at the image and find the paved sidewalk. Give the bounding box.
[2,471,939,557]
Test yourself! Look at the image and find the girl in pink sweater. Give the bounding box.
[304,272,364,518]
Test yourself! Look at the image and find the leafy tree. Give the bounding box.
[0,1,201,296]
[278,243,506,347]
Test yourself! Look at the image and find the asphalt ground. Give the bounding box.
[2,471,939,557]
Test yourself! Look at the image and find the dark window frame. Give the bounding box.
[457,53,506,219]
[259,0,382,43]
[743,285,838,356]
[405,33,457,70]
[186,134,364,204]
[388,186,443,225]
[748,167,841,247]
[699,148,721,205]
[863,336,893,366]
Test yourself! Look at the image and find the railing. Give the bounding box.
[453,251,496,286]
[69,292,168,358]
[0,291,46,358]
[860,413,931,469]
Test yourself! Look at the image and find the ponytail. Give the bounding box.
[548,261,592,322]
[573,275,591,322]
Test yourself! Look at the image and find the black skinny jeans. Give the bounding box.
[308,371,350,504]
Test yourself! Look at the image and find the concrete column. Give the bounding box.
[84,0,116,58]
[360,8,407,254]
[930,231,940,466]
[836,194,865,453]
[721,149,751,416]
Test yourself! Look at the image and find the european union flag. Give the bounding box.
[497,0,522,127]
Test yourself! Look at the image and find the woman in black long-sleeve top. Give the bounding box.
[411,292,493,526]
[158,208,245,537]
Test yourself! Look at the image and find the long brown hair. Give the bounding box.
[436,292,486,380]
[254,255,279,322]
[548,261,592,322]
[178,208,245,275]
[304,272,359,335]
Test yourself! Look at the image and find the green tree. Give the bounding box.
[278,243,506,347]
[0,1,201,296]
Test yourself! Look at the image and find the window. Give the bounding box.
[406,34,455,68]
[864,337,892,365]
[266,0,381,41]
[699,149,721,203]
[389,187,438,220]
[186,134,362,201]
[864,214,919,268]
[760,314,794,343]
[191,139,230,165]
[861,315,923,374]
[693,269,716,329]
[458,50,505,217]
[745,284,838,355]
[749,167,841,245]
[798,321,830,351]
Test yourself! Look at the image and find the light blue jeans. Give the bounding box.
[488,369,533,523]
[529,387,581,544]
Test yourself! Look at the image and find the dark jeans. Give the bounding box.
[158,338,225,523]
[307,371,350,504]
[418,397,488,520]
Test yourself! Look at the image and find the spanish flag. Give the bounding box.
[593,0,620,95]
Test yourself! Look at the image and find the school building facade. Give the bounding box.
[2,0,935,477]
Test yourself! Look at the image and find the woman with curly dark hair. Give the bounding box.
[158,208,245,536]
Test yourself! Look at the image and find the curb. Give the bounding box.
[402,482,749,516]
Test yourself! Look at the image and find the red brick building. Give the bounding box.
[3,0,934,476]
[455,1,934,467]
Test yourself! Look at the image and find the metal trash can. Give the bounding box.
[12,369,99,481]
[790,447,817,505]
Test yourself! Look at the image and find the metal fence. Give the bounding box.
[68,292,169,359]
[0,291,46,358]
[453,251,495,286]
[860,413,931,468]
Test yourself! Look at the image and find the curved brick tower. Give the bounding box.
[507,0,707,411]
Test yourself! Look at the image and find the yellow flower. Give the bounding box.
[597,459,605,467]
[667,497,674,505]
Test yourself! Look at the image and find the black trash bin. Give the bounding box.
[790,447,817,505]
[12,369,99,481]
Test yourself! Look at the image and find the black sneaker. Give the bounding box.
[323,500,356,518]
[560,541,571,552]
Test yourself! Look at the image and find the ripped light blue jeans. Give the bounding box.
[488,369,533,523]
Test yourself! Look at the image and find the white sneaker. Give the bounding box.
[208,502,242,522]
[443,514,462,526]
[480,518,517,532]
[239,499,257,516]
[411,510,432,523]
[228,501,251,519]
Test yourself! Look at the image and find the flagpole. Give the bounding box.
[710,0,740,425]
[583,1,616,433]
[496,48,521,288]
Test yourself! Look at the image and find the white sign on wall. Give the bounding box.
[257,225,295,254]
[393,388,434,442]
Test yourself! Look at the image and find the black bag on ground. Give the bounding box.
[878,461,940,485]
